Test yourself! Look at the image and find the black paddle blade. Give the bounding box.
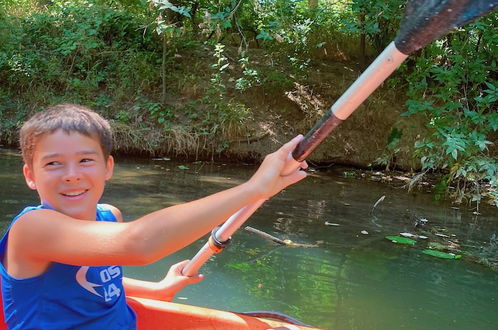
[395,0,498,55]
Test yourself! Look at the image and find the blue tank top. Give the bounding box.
[0,205,136,329]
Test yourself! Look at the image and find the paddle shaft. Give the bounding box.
[182,42,408,276]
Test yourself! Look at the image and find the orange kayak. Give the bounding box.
[0,295,318,329]
[127,296,319,329]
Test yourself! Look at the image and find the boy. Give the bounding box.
[0,104,307,329]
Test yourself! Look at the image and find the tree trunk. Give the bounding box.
[161,34,167,103]
[190,1,199,38]
[308,0,318,10]
[359,11,366,68]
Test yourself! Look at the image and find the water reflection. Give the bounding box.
[1,150,497,330]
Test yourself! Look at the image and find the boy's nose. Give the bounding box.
[62,165,81,182]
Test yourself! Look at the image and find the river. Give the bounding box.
[1,149,497,329]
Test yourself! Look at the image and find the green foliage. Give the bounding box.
[152,0,191,18]
[401,15,498,206]
[341,0,404,52]
[133,97,174,131]
[252,0,316,73]
[209,43,229,96]
[375,127,402,170]
[235,55,260,91]
[198,43,252,150]
[0,1,160,100]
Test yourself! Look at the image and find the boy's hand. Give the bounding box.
[157,260,204,301]
[249,134,308,199]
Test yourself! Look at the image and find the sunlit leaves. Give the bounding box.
[151,0,191,18]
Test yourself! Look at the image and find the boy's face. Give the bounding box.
[23,129,114,220]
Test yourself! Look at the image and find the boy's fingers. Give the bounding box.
[192,274,204,283]
[174,260,191,271]
[170,260,192,275]
[279,134,304,156]
[184,273,203,284]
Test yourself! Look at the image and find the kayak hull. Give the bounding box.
[0,294,318,329]
[127,296,318,329]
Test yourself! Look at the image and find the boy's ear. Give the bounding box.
[105,155,114,180]
[23,164,37,190]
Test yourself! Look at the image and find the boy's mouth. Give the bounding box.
[61,190,88,197]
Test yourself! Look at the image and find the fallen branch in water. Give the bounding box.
[245,226,318,248]
[371,195,385,215]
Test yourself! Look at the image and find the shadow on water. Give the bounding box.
[1,149,497,329]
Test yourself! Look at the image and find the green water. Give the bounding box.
[1,149,497,329]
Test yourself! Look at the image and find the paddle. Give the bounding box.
[182,0,498,276]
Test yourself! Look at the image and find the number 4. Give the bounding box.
[104,283,121,302]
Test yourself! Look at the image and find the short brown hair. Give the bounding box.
[20,104,113,166]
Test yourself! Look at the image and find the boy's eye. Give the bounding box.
[45,161,61,167]
[80,158,95,163]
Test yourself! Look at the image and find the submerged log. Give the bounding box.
[245,226,318,248]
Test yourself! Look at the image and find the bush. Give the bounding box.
[401,15,498,207]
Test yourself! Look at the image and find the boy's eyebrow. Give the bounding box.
[77,150,100,156]
[40,153,62,161]
[40,150,100,161]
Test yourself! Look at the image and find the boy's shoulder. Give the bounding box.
[98,204,123,222]
[8,205,45,225]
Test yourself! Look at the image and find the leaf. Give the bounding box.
[387,128,402,147]
[385,236,416,245]
[256,30,273,41]
[451,148,458,160]
[475,139,492,151]
[178,165,189,170]
[422,249,461,259]
[488,113,498,131]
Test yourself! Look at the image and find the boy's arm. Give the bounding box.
[123,260,203,302]
[111,205,203,301]
[8,136,307,269]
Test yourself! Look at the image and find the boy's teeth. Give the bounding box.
[64,191,85,196]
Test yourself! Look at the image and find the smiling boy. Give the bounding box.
[0,104,307,329]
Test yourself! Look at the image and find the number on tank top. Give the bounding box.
[104,283,121,302]
[100,266,121,283]
[108,266,121,279]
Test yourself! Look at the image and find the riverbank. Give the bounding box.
[0,47,426,170]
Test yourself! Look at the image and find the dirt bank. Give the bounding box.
[175,55,427,170]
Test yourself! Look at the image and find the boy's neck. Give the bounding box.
[40,201,98,221]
